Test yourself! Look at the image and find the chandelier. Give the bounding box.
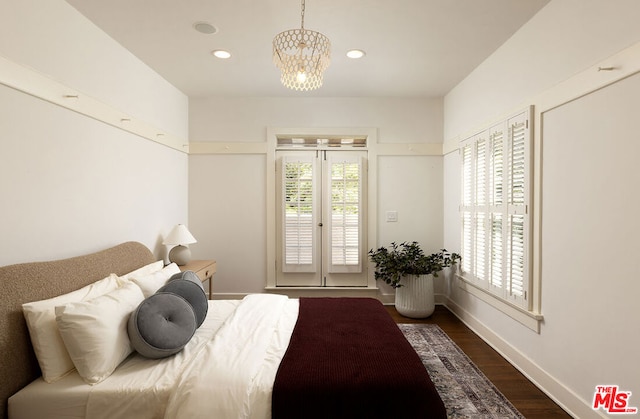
[273,0,331,91]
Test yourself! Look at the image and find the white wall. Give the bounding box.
[189,97,442,144]
[0,0,189,265]
[189,154,267,294]
[444,0,640,141]
[539,73,640,409]
[0,0,187,139]
[443,0,640,417]
[188,97,444,296]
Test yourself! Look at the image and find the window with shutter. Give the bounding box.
[461,144,473,275]
[276,149,367,287]
[474,136,488,281]
[325,153,363,273]
[506,116,528,300]
[489,124,504,292]
[459,109,530,309]
[281,154,318,273]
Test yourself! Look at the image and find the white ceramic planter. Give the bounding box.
[395,274,435,318]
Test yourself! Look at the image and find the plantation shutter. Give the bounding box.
[281,154,318,273]
[324,152,363,273]
[506,114,528,302]
[474,134,488,282]
[489,124,504,290]
[460,143,473,274]
[459,108,530,308]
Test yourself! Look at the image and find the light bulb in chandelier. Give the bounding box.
[296,64,307,83]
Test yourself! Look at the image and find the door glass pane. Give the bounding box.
[330,160,360,266]
[284,160,314,265]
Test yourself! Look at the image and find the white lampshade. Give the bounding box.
[163,224,197,266]
[163,224,197,246]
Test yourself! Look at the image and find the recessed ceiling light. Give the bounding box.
[346,49,366,59]
[193,22,217,34]
[211,50,231,59]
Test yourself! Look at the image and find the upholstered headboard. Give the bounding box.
[0,242,155,419]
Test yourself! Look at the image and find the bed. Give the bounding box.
[0,242,446,419]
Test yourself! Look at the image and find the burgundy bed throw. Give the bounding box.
[272,298,447,419]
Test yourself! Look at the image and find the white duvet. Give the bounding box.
[164,294,298,419]
[10,295,299,419]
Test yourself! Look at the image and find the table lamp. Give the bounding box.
[163,224,197,266]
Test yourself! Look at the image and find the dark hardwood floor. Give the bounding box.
[386,305,571,419]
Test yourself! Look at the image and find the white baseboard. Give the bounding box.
[444,297,606,419]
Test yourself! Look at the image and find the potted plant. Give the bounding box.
[369,242,460,318]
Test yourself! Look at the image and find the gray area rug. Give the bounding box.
[399,324,525,419]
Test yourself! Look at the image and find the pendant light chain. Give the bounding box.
[300,0,305,30]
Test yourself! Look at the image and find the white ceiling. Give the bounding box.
[65,0,549,98]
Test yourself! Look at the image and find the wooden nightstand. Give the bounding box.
[179,260,216,299]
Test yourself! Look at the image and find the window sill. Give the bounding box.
[455,275,543,333]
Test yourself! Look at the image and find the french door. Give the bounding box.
[275,150,367,287]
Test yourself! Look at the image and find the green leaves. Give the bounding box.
[368,242,461,288]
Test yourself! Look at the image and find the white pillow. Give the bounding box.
[130,263,180,298]
[22,274,120,383]
[55,281,145,385]
[116,260,164,285]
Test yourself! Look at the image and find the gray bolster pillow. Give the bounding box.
[127,292,196,359]
[160,271,208,328]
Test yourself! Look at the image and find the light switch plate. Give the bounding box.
[386,211,398,222]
